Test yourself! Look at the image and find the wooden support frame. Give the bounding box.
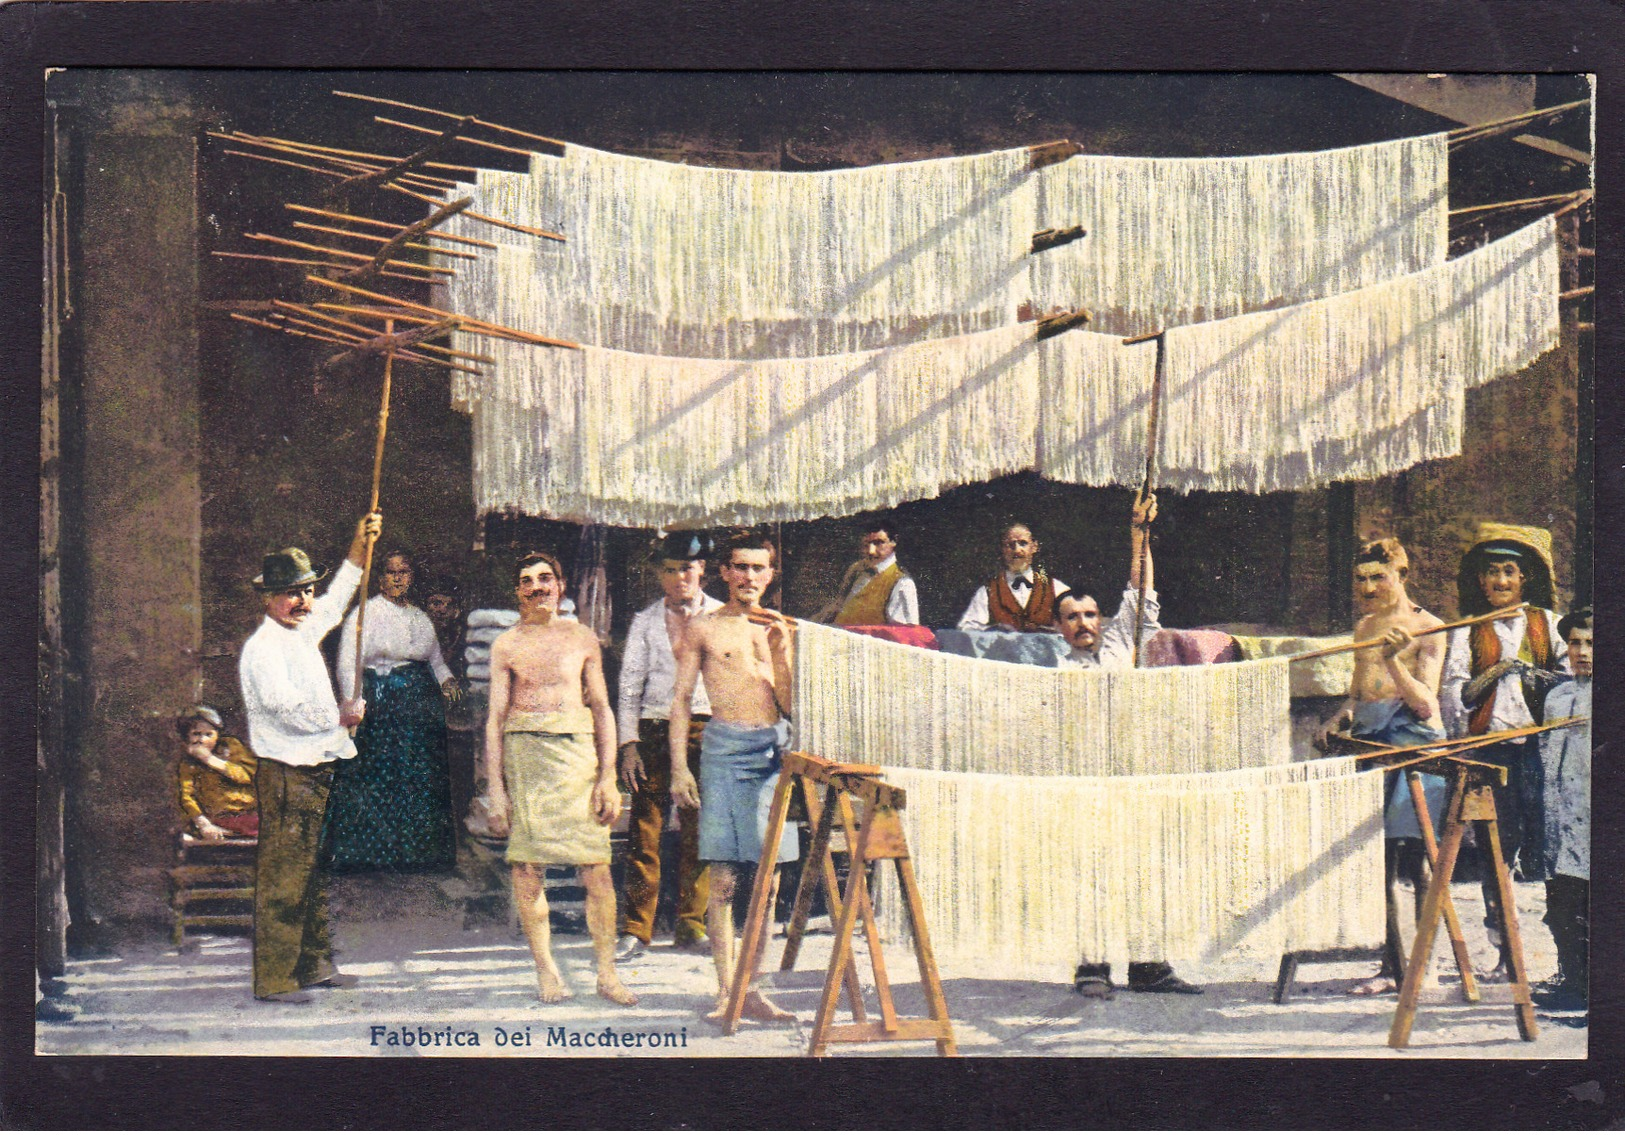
[1389,761,1538,1048]
[339,196,474,284]
[722,751,957,1057]
[329,117,476,198]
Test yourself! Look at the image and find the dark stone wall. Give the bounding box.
[50,70,1588,937]
[57,73,203,933]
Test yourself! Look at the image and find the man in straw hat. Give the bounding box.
[238,511,380,1003]
[614,531,724,963]
[1440,521,1569,980]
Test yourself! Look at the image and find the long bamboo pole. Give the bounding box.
[333,88,567,148]
[384,182,566,241]
[1446,98,1591,142]
[1128,331,1166,667]
[304,274,582,349]
[286,202,500,249]
[292,222,480,260]
[1291,604,1530,663]
[351,319,396,718]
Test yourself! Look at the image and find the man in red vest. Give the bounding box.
[957,522,1071,632]
[1440,522,1569,980]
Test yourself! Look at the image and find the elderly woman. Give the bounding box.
[329,550,458,870]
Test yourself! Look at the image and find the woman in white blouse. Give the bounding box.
[328,551,458,870]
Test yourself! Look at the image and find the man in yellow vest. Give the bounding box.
[812,521,919,627]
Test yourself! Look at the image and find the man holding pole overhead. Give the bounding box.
[239,511,379,1003]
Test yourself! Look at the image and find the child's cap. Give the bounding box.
[174,704,224,738]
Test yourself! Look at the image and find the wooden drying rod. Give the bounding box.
[303,273,582,350]
[1446,98,1591,150]
[1448,188,1590,219]
[1290,604,1529,663]
[333,89,567,150]
[230,308,479,374]
[285,203,499,250]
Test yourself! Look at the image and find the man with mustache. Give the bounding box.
[485,551,635,1006]
[1314,537,1447,996]
[957,521,1072,632]
[669,531,799,1024]
[238,511,379,1003]
[812,519,920,627]
[1060,492,1201,998]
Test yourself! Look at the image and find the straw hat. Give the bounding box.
[1456,522,1555,615]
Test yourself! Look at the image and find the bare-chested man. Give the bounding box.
[1315,537,1445,995]
[485,551,636,1006]
[669,531,799,1024]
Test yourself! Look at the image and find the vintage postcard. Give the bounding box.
[25,56,1599,1085]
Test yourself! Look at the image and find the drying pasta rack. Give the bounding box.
[720,750,957,1057]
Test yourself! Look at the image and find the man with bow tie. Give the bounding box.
[956,522,1071,632]
[812,521,920,627]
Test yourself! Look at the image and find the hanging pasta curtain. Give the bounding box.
[1038,214,1560,493]
[440,133,1448,367]
[441,144,1040,368]
[792,622,1293,777]
[1029,133,1450,336]
[873,760,1386,976]
[469,323,1041,527]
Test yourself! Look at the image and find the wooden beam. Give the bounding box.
[320,316,461,370]
[1031,225,1087,255]
[237,131,480,176]
[1034,306,1092,339]
[1559,285,1594,302]
[1028,139,1080,170]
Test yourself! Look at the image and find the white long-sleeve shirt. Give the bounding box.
[616,593,723,747]
[957,570,1071,631]
[1440,607,1568,735]
[238,559,361,767]
[336,594,452,702]
[1057,587,1160,670]
[839,554,920,625]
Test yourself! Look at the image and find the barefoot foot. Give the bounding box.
[537,968,574,1003]
[1350,974,1398,997]
[740,989,796,1023]
[596,975,638,1006]
[705,994,732,1022]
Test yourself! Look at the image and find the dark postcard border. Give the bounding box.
[1,1,1623,1129]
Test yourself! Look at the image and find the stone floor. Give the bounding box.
[35,869,1587,1059]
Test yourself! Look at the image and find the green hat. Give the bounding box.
[252,547,328,592]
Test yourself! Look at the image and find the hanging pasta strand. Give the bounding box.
[1030,134,1450,336]
[874,761,1386,978]
[792,622,1294,777]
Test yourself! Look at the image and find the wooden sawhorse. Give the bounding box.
[1388,754,1537,1048]
[721,751,957,1056]
[1274,766,1480,1005]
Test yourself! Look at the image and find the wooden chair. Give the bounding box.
[168,831,256,950]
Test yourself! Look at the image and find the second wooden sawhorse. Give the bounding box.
[720,750,957,1057]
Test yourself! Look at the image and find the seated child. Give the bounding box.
[175,704,258,839]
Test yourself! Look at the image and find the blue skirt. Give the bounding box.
[326,661,455,870]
